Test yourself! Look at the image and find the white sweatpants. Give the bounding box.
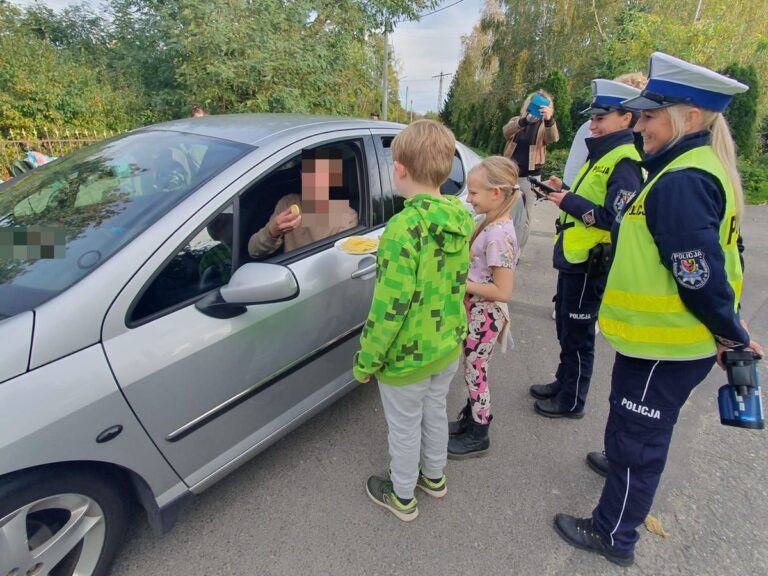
[377,359,460,499]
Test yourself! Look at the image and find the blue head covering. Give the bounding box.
[622,52,748,112]
[582,79,642,116]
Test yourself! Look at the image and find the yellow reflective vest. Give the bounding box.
[599,146,742,360]
[556,144,641,263]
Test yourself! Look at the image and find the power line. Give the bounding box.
[394,0,467,24]
[418,0,467,19]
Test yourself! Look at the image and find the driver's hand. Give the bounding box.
[268,207,302,238]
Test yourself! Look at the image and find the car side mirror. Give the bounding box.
[195,263,298,319]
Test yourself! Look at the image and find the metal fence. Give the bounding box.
[1,128,116,180]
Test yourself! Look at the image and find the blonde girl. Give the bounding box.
[447,156,519,459]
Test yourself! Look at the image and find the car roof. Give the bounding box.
[138,113,404,146]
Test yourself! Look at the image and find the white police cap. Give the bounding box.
[622,52,748,112]
[582,79,642,116]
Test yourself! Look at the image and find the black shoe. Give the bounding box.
[448,399,471,437]
[586,451,609,478]
[529,381,558,400]
[534,397,585,419]
[553,514,634,567]
[447,417,491,459]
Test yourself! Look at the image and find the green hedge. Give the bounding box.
[740,155,768,205]
[542,149,569,179]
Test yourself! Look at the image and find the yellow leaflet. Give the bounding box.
[644,514,669,538]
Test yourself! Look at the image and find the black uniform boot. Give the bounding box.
[553,514,634,566]
[447,416,492,459]
[448,399,471,437]
[534,397,585,419]
[529,381,558,400]
[586,451,609,478]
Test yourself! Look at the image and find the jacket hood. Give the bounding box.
[405,194,474,254]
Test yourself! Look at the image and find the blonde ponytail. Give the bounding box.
[707,113,744,224]
[665,105,744,224]
[469,156,520,245]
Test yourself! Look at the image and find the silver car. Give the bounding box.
[0,115,482,576]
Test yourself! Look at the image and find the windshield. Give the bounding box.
[0,130,251,319]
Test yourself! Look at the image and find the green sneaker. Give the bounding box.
[365,475,418,522]
[416,471,447,498]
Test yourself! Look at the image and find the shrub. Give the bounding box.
[722,64,759,160]
[538,70,572,149]
[740,155,768,205]
[543,148,569,178]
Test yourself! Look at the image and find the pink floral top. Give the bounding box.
[468,219,518,284]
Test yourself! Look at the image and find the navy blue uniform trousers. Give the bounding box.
[551,271,607,412]
[592,353,715,553]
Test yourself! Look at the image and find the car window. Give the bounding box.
[0,131,250,320]
[441,153,466,196]
[377,137,403,219]
[130,205,234,323]
[239,140,365,263]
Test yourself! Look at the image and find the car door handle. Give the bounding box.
[351,264,377,279]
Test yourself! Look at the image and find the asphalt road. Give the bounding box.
[112,202,768,576]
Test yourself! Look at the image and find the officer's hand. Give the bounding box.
[716,339,765,369]
[540,105,554,121]
[547,190,568,207]
[545,176,563,190]
[268,207,302,238]
[748,340,765,359]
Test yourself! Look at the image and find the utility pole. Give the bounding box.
[410,99,413,123]
[382,21,392,121]
[432,71,452,113]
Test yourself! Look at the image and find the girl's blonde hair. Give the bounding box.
[468,156,520,245]
[519,89,554,117]
[663,105,744,222]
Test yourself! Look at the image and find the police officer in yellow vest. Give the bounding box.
[553,52,764,566]
[529,80,643,418]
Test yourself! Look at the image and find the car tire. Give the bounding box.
[0,466,130,576]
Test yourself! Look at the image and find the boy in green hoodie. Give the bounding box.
[354,120,475,521]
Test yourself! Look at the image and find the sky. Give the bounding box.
[15,0,486,115]
[392,0,486,114]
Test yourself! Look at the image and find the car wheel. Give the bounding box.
[0,467,129,576]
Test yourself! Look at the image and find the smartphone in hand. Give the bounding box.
[527,176,559,198]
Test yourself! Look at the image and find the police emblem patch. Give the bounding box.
[613,189,636,215]
[582,209,596,227]
[671,249,710,290]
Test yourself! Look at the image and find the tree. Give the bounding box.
[721,64,759,159]
[445,0,768,156]
[1,0,438,136]
[539,70,572,149]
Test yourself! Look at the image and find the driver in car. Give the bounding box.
[247,148,358,257]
